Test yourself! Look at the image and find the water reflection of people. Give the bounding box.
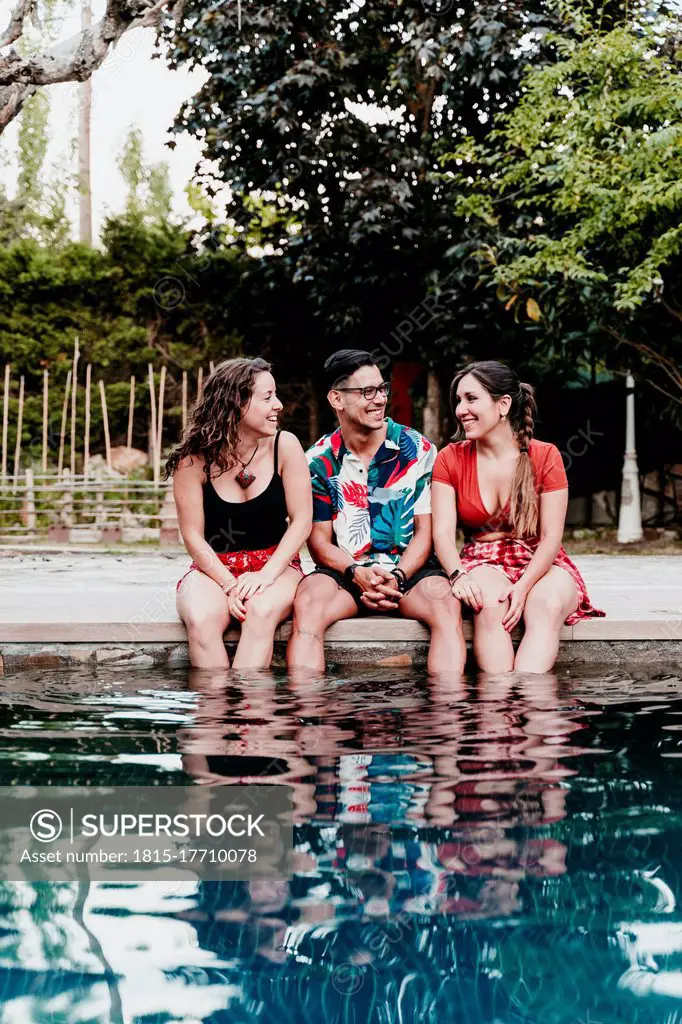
[181,668,318,822]
[181,668,574,918]
[170,669,682,1023]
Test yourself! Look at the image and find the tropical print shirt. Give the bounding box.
[306,417,435,567]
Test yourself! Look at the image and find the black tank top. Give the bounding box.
[203,432,288,553]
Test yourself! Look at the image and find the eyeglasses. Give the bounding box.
[334,382,391,401]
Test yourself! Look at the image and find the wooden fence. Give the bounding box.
[1,345,215,486]
[0,469,179,545]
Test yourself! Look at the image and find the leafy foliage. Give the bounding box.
[0,217,246,461]
[440,12,682,406]
[162,0,561,371]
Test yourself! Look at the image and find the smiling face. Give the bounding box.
[454,372,511,440]
[240,371,283,437]
[328,362,388,432]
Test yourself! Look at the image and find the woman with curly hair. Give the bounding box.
[432,361,604,674]
[166,358,312,669]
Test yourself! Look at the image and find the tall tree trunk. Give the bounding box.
[78,1,92,246]
[422,370,442,447]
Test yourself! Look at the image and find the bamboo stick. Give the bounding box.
[154,365,166,486]
[197,367,203,402]
[83,363,91,478]
[70,336,79,477]
[61,468,73,528]
[209,360,215,375]
[25,466,36,530]
[99,380,112,471]
[12,375,25,492]
[127,374,135,449]
[147,363,157,468]
[181,370,187,432]
[124,373,135,515]
[95,469,104,527]
[42,369,49,473]
[57,369,72,477]
[2,364,10,481]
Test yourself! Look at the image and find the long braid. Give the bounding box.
[516,382,536,451]
[510,381,538,537]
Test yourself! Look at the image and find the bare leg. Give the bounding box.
[286,574,358,675]
[468,565,515,674]
[398,574,466,675]
[233,567,303,669]
[176,571,231,669]
[514,566,579,673]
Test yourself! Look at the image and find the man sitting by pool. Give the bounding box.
[286,349,465,675]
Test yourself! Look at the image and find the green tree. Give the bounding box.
[0,90,72,246]
[441,12,682,407]
[117,125,173,224]
[0,216,246,463]
[17,91,50,233]
[162,0,561,369]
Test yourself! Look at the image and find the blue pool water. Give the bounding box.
[1,665,682,1023]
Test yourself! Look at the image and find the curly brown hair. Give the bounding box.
[449,360,539,537]
[164,357,273,480]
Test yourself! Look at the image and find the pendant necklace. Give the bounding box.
[235,441,259,489]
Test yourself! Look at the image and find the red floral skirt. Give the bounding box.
[177,545,303,592]
[459,537,605,626]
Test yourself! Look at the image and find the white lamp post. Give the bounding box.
[617,373,643,543]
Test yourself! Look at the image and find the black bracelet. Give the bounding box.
[448,568,467,584]
[391,567,408,594]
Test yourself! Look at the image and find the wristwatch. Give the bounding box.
[448,568,466,584]
[343,564,359,588]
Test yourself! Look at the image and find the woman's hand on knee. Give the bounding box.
[227,591,247,622]
[233,569,277,602]
[452,572,482,612]
[501,581,529,632]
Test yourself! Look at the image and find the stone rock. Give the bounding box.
[121,654,156,668]
[669,464,682,506]
[48,524,70,542]
[110,446,148,475]
[120,509,142,529]
[87,454,122,478]
[101,526,122,544]
[121,526,160,543]
[68,528,101,544]
[566,496,588,526]
[591,491,617,525]
[166,643,190,667]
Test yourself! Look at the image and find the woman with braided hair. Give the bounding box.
[432,361,604,673]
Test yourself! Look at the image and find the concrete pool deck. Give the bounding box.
[0,549,681,672]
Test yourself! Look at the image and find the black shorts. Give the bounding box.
[308,558,447,611]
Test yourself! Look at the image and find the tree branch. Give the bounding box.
[659,296,682,323]
[0,0,37,50]
[603,324,682,393]
[0,0,179,132]
[639,376,682,406]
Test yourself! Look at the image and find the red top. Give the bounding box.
[432,439,568,538]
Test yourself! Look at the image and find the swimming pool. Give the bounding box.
[0,664,681,1023]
